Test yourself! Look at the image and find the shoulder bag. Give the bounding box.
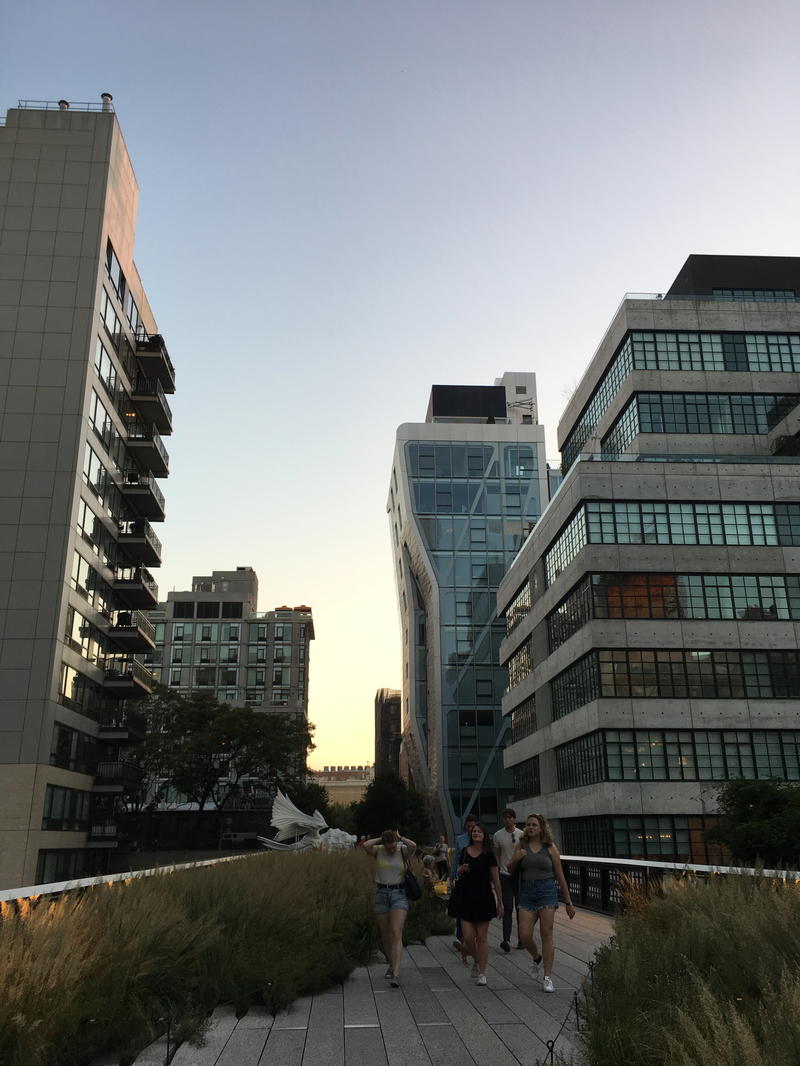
[401,846,422,901]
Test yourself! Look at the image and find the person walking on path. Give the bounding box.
[432,834,449,880]
[449,813,477,951]
[364,829,417,988]
[508,813,575,993]
[493,807,524,952]
[448,822,504,986]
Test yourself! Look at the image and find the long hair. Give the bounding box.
[525,813,554,848]
[467,822,492,852]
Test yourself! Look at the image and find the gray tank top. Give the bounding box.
[520,843,554,882]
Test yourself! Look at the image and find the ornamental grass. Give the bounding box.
[0,848,447,1066]
[581,872,800,1066]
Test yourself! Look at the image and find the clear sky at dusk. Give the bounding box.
[3,0,798,768]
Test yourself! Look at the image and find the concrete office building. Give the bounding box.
[374,687,402,776]
[0,98,175,888]
[498,255,800,862]
[148,567,313,720]
[389,374,549,835]
[310,764,374,805]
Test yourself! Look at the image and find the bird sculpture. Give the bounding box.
[257,790,356,851]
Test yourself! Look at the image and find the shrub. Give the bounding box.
[581,873,800,1066]
[0,848,450,1066]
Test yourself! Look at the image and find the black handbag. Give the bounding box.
[446,847,467,917]
[401,848,422,901]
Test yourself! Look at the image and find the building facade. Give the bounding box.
[374,687,401,775]
[148,568,313,718]
[497,255,800,863]
[0,99,175,888]
[390,374,550,835]
[310,764,373,805]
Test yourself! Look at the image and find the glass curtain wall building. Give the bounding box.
[497,255,800,863]
[389,374,549,835]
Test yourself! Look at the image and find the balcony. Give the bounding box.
[118,518,162,567]
[124,420,169,477]
[108,610,156,653]
[102,656,155,696]
[98,705,147,742]
[113,565,159,609]
[135,332,176,394]
[119,469,165,521]
[87,821,119,847]
[93,760,143,793]
[130,376,172,435]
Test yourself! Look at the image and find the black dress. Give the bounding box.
[449,848,498,923]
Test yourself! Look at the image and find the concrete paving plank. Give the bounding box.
[259,1028,306,1066]
[492,1022,551,1064]
[386,969,449,1025]
[215,1027,269,1066]
[345,1026,389,1066]
[172,1006,238,1066]
[405,944,441,968]
[431,987,519,1062]
[343,967,380,1027]
[273,995,313,1030]
[494,987,570,1041]
[131,1035,170,1065]
[235,1007,274,1030]
[417,1024,476,1066]
[303,989,344,1065]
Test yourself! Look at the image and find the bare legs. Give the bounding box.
[538,906,556,976]
[517,907,541,961]
[460,919,490,974]
[376,907,408,976]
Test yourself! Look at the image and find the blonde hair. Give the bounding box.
[525,813,554,848]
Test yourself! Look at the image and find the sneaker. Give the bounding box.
[500,940,511,953]
[452,939,463,953]
[384,966,393,980]
[542,976,555,993]
[515,942,525,950]
[390,975,400,988]
[475,974,487,986]
[470,961,480,978]
[531,954,542,975]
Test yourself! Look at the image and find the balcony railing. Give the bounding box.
[87,822,119,842]
[94,760,142,791]
[124,420,169,476]
[102,656,155,695]
[113,565,159,608]
[134,332,176,393]
[98,705,147,740]
[119,470,165,520]
[117,518,163,566]
[131,376,172,434]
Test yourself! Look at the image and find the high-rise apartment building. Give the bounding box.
[0,99,175,888]
[148,567,313,719]
[390,374,549,834]
[374,687,401,775]
[498,255,800,863]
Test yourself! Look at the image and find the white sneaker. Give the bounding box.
[384,966,393,980]
[470,961,480,978]
[542,976,555,993]
[475,973,487,986]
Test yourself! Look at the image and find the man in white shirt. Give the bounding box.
[493,807,524,952]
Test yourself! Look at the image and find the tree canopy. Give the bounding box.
[705,778,800,867]
[352,770,430,844]
[134,686,314,811]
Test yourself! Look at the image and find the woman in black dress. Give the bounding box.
[450,822,504,985]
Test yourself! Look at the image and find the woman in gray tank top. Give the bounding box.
[508,814,575,994]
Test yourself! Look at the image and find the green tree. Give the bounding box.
[705,778,800,866]
[134,687,314,811]
[353,771,430,845]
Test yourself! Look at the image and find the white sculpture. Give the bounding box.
[257,790,356,851]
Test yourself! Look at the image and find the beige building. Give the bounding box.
[0,98,173,889]
[310,765,374,805]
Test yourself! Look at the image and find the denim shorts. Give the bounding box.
[518,877,558,912]
[374,884,409,914]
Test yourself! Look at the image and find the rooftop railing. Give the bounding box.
[17,99,115,112]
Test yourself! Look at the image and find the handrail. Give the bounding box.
[124,420,169,466]
[0,853,260,903]
[560,854,799,878]
[121,470,165,511]
[17,99,115,113]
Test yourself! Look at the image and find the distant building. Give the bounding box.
[0,99,174,889]
[148,567,313,718]
[389,373,549,836]
[310,765,374,805]
[374,688,402,774]
[498,254,800,863]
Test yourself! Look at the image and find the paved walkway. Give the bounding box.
[130,907,613,1066]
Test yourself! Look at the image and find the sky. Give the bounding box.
[3,0,799,768]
